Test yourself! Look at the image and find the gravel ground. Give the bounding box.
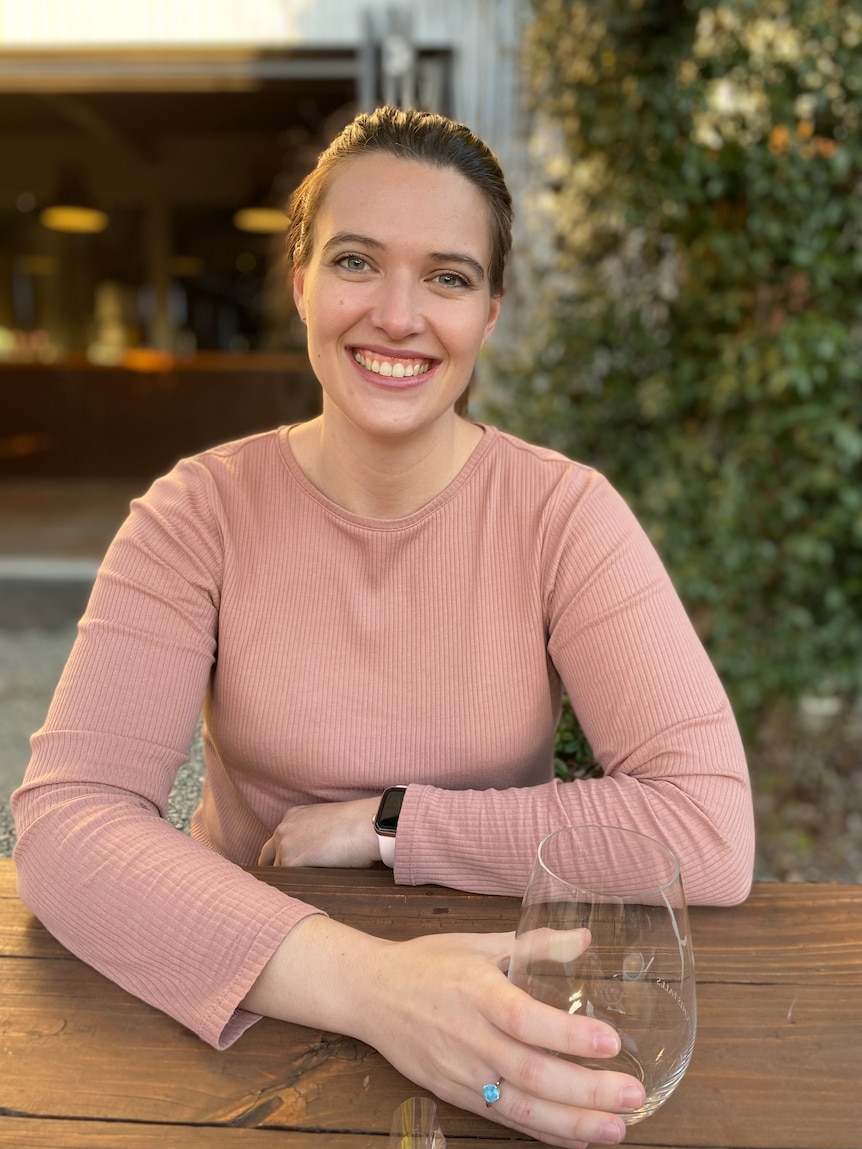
[2,625,860,882]
[749,703,862,884]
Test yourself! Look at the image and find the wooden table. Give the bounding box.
[1,859,860,1148]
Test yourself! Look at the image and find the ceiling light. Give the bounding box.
[40,205,109,233]
[40,169,108,234]
[233,174,289,234]
[233,206,289,234]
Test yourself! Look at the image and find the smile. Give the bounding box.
[353,349,433,379]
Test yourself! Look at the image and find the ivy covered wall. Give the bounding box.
[493,0,862,735]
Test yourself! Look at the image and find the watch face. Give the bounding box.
[375,786,406,835]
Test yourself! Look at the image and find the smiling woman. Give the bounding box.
[12,106,754,1149]
[287,149,501,516]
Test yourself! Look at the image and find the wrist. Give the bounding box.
[242,914,391,1038]
[373,785,406,867]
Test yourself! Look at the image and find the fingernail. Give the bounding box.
[594,1029,621,1056]
[548,927,590,962]
[600,1120,625,1144]
[620,1084,645,1110]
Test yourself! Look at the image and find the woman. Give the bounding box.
[12,106,754,1148]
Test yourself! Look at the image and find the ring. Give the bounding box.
[483,1079,502,1107]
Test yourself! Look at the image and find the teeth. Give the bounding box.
[354,350,430,378]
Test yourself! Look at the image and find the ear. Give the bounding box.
[293,268,307,324]
[480,293,503,346]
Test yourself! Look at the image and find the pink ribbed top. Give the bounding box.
[12,424,753,1048]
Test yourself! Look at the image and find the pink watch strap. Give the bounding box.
[378,833,396,868]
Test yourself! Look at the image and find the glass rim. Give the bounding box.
[536,823,682,898]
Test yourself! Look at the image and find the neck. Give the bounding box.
[289,413,483,519]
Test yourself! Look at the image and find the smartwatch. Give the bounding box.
[373,785,406,867]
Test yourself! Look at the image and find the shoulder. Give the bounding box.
[177,427,287,484]
[480,428,664,579]
[142,428,288,512]
[481,425,623,522]
[484,425,592,480]
[118,429,290,565]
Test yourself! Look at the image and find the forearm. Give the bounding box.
[240,913,388,1037]
[13,782,317,1048]
[396,717,754,906]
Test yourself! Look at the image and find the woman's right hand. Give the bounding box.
[242,917,644,1148]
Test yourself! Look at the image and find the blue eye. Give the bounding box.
[436,272,470,288]
[337,254,369,272]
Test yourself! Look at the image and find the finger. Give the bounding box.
[484,1084,628,1147]
[454,930,515,965]
[498,977,625,1062]
[469,1002,645,1123]
[258,837,276,866]
[452,1057,634,1149]
[517,926,591,964]
[499,1043,645,1115]
[433,974,643,1130]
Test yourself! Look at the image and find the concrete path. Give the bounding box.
[0,478,208,855]
[0,623,77,802]
[0,478,129,802]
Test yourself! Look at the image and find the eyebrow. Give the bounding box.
[322,232,486,282]
[430,251,486,282]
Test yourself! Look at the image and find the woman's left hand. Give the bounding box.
[258,797,381,867]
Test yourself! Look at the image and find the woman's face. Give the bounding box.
[293,152,502,444]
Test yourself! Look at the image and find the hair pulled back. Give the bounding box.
[286,106,512,298]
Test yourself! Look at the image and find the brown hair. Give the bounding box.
[286,105,512,299]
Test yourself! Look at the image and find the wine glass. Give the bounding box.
[389,1095,446,1147]
[508,824,696,1123]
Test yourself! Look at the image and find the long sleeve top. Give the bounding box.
[12,424,754,1048]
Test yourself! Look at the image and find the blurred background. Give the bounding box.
[1,0,860,879]
[0,0,527,848]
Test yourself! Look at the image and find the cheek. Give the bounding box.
[319,292,358,330]
[456,313,495,355]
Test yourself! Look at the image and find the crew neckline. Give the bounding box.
[277,423,498,530]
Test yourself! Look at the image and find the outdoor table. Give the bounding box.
[1,858,860,1148]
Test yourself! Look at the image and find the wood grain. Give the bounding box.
[2,955,859,1147]
[5,863,861,983]
[2,861,861,1148]
[0,1118,524,1147]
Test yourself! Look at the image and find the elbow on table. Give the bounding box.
[680,764,756,907]
[11,816,66,912]
[710,848,754,906]
[685,822,755,907]
[10,841,60,942]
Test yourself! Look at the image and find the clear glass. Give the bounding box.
[508,824,696,1124]
[389,1095,447,1147]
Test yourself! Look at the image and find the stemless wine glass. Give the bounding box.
[508,824,696,1124]
[389,1095,447,1147]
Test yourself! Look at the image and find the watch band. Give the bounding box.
[377,833,396,868]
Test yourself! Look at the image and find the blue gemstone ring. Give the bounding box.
[483,1079,502,1107]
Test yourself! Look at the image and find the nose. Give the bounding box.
[371,272,425,340]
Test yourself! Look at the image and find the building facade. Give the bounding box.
[0,1,529,476]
